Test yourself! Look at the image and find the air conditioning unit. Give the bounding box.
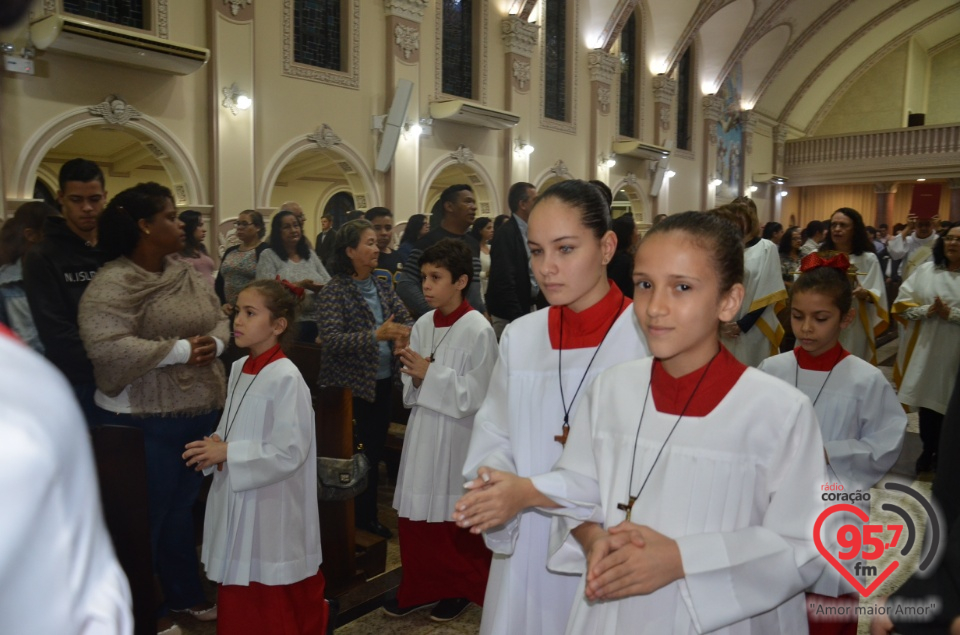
[429,100,520,130]
[30,14,209,75]
[612,140,671,162]
[753,173,788,185]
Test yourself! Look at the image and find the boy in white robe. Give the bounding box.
[387,239,498,621]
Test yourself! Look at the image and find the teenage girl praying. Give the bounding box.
[182,279,326,635]
[759,252,907,635]
[455,179,648,635]
[540,211,826,634]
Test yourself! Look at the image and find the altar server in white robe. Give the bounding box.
[819,208,888,365]
[893,227,960,473]
[540,212,826,635]
[0,326,132,635]
[759,253,906,633]
[716,203,787,367]
[385,239,498,621]
[454,180,648,635]
[886,215,938,281]
[184,280,326,635]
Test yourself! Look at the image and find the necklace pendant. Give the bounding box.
[216,462,224,472]
[427,355,435,362]
[554,423,570,447]
[616,496,637,522]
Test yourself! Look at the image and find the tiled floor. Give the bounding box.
[179,335,931,634]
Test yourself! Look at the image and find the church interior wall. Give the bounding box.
[927,43,960,125]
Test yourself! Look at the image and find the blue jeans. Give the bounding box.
[97,408,218,611]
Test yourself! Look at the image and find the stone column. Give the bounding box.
[701,94,723,210]
[950,178,960,224]
[587,50,619,181]
[772,124,788,176]
[383,0,428,216]
[651,75,677,147]
[501,15,539,191]
[874,182,898,227]
[210,1,255,241]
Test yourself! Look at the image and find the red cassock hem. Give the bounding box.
[217,569,328,635]
[396,518,491,608]
[806,592,859,635]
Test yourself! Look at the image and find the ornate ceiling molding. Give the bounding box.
[805,2,960,134]
[779,0,922,126]
[595,0,637,53]
[384,0,428,23]
[716,0,793,84]
[307,124,342,149]
[929,33,960,57]
[588,50,620,84]
[88,95,142,125]
[450,145,475,165]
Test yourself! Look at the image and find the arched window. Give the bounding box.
[543,0,567,122]
[618,12,638,138]
[63,0,147,29]
[676,46,694,151]
[294,0,344,71]
[442,0,474,99]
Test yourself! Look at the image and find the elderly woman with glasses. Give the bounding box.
[215,210,268,316]
[893,225,960,473]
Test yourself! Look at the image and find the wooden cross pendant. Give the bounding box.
[427,355,435,362]
[554,423,570,446]
[216,462,224,472]
[617,496,637,522]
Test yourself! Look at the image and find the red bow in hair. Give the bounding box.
[276,276,305,298]
[799,252,850,273]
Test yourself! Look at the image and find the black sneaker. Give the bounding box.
[916,450,936,474]
[382,597,435,617]
[429,598,471,622]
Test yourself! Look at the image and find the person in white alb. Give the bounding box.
[0,325,132,635]
[886,215,938,281]
[540,212,825,635]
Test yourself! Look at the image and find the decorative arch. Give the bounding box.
[258,135,379,211]
[12,108,205,205]
[533,159,577,191]
[611,174,650,224]
[419,150,500,218]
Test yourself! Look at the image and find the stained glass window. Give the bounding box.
[295,0,343,71]
[543,0,567,121]
[618,13,637,138]
[442,0,474,98]
[676,47,693,150]
[63,0,147,30]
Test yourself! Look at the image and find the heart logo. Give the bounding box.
[813,503,899,597]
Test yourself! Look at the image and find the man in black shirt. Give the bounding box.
[396,184,486,318]
[23,158,108,424]
[364,207,403,287]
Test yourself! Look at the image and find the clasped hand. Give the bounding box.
[182,434,226,471]
[928,296,951,320]
[398,347,430,387]
[188,335,217,366]
[579,522,684,601]
[453,467,542,534]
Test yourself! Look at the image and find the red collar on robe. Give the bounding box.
[0,324,19,343]
[547,283,631,350]
[793,342,849,371]
[242,343,287,374]
[433,299,473,327]
[651,346,746,417]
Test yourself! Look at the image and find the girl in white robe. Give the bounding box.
[183,280,325,634]
[453,180,648,635]
[893,227,960,472]
[759,254,907,633]
[722,237,787,366]
[387,239,498,620]
[541,211,826,635]
[819,208,889,365]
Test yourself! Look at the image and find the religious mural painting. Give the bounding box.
[716,62,743,200]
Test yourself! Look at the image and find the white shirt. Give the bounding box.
[887,232,937,279]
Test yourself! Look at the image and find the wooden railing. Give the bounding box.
[785,124,960,166]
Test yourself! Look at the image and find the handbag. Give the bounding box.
[317,452,369,501]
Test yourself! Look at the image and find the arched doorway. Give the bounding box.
[421,157,498,230]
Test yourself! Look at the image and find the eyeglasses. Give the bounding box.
[942,236,960,243]
[234,221,252,228]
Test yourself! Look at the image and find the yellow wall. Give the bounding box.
[927,43,960,125]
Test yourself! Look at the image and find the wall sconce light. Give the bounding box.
[405,118,433,136]
[710,178,723,187]
[222,83,252,116]
[779,191,789,198]
[599,154,617,168]
[515,140,535,156]
[748,185,758,193]
[665,170,676,179]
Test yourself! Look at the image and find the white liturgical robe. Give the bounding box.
[839,252,888,365]
[760,348,907,596]
[0,333,132,634]
[722,239,787,367]
[394,308,498,521]
[541,360,826,635]
[463,299,648,635]
[201,356,322,587]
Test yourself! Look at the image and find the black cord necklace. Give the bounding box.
[428,317,460,362]
[221,347,283,445]
[793,345,844,408]
[618,352,718,522]
[555,295,626,446]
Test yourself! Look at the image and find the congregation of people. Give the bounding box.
[3,156,960,635]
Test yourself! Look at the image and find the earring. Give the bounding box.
[145,230,151,235]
